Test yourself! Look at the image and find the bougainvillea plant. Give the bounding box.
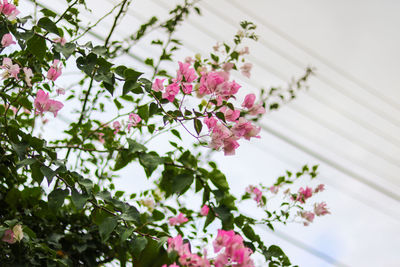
[0,0,328,266]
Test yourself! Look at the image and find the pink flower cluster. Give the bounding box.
[0,0,20,20]
[34,89,64,117]
[166,230,254,267]
[168,212,188,226]
[47,60,62,81]
[112,113,141,135]
[300,202,330,226]
[166,235,210,267]
[1,58,34,87]
[212,230,254,267]
[1,33,15,47]
[2,224,23,244]
[152,61,265,156]
[245,185,264,206]
[294,186,313,204]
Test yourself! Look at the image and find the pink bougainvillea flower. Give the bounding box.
[200,204,209,216]
[127,113,141,131]
[34,89,64,117]
[56,88,66,95]
[219,106,240,122]
[240,62,252,78]
[113,121,121,134]
[223,136,240,156]
[245,185,264,206]
[301,211,315,226]
[248,103,266,116]
[47,59,62,81]
[239,46,250,55]
[1,33,15,47]
[204,116,217,130]
[296,186,313,203]
[270,186,279,194]
[314,184,325,193]
[53,37,67,46]
[168,212,188,226]
[1,57,19,80]
[231,118,261,140]
[152,78,165,92]
[162,82,179,102]
[0,0,20,20]
[314,202,330,216]
[23,67,33,87]
[98,132,105,144]
[222,62,234,72]
[199,72,225,95]
[2,229,15,244]
[242,93,256,109]
[177,61,197,83]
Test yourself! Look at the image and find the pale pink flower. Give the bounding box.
[47,59,62,81]
[204,116,217,130]
[34,89,64,117]
[184,56,194,64]
[212,42,221,52]
[219,106,240,122]
[98,132,105,144]
[240,62,252,78]
[0,0,20,20]
[301,211,315,225]
[53,37,67,46]
[239,46,250,55]
[127,113,141,131]
[113,121,121,134]
[242,93,256,109]
[231,118,261,140]
[1,57,19,79]
[314,184,325,193]
[222,62,234,72]
[162,82,179,102]
[2,229,15,244]
[23,67,33,87]
[1,33,15,47]
[246,185,264,205]
[314,202,330,216]
[296,187,313,203]
[223,136,240,156]
[270,186,279,194]
[200,204,209,216]
[56,88,65,95]
[152,78,165,92]
[168,212,188,226]
[248,103,266,116]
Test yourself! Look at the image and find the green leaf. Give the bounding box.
[114,149,136,171]
[127,138,147,153]
[16,158,36,169]
[209,170,229,190]
[171,129,182,140]
[38,17,59,35]
[132,236,148,257]
[194,119,202,135]
[123,79,142,95]
[48,188,69,210]
[40,166,56,185]
[98,216,118,241]
[71,189,89,210]
[120,228,134,242]
[171,173,194,194]
[139,152,163,177]
[27,35,47,61]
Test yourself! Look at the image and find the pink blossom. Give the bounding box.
[53,37,67,46]
[23,67,33,87]
[2,229,15,244]
[34,89,64,117]
[219,106,240,122]
[1,33,15,47]
[223,136,240,156]
[270,186,279,194]
[168,212,188,226]
[98,132,105,144]
[231,118,261,140]
[209,124,230,150]
[162,82,179,102]
[242,93,256,109]
[113,121,121,134]
[198,72,225,95]
[301,211,315,225]
[204,116,217,130]
[240,63,252,78]
[296,187,313,203]
[222,62,234,72]
[0,0,20,20]
[200,204,209,216]
[239,46,250,55]
[314,184,325,193]
[1,57,19,79]
[181,83,193,94]
[184,56,194,64]
[127,113,141,131]
[56,88,65,95]
[47,60,62,81]
[314,202,330,216]
[177,61,197,83]
[215,80,241,99]
[249,103,266,116]
[213,229,235,253]
[246,185,264,206]
[152,78,165,92]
